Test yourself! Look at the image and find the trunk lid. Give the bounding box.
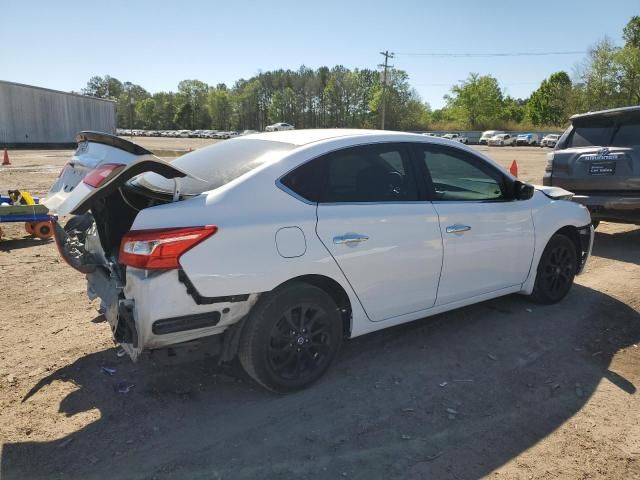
[44,132,197,216]
[45,132,155,212]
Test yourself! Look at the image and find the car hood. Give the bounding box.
[534,185,574,200]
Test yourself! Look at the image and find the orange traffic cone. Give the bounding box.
[2,148,10,166]
[509,160,518,177]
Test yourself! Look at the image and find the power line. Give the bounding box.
[395,50,586,58]
[378,51,394,130]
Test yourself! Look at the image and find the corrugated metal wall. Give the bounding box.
[0,81,116,145]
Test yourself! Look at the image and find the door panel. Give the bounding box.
[316,203,443,321]
[411,142,535,305]
[433,201,534,305]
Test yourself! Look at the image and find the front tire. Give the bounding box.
[530,234,577,304]
[239,283,343,393]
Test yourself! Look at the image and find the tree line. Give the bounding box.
[82,16,640,132]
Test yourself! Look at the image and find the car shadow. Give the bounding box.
[592,226,640,264]
[0,236,51,252]
[2,284,639,480]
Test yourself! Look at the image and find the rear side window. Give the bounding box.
[280,143,419,203]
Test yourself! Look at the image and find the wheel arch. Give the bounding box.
[275,274,353,338]
[554,225,582,266]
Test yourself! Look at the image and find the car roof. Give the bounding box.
[570,105,640,121]
[247,128,414,146]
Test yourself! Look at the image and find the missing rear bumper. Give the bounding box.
[152,311,222,335]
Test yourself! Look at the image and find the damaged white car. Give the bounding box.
[45,130,593,392]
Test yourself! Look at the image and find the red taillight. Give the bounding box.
[119,225,218,270]
[83,163,125,188]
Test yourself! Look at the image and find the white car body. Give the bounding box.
[488,133,515,146]
[479,130,505,145]
[516,133,540,146]
[265,122,294,132]
[45,130,593,391]
[442,133,468,144]
[541,134,561,148]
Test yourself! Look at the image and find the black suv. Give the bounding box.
[543,106,640,225]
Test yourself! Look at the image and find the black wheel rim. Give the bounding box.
[267,303,332,381]
[541,245,574,298]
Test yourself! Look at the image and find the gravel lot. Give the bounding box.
[0,139,639,479]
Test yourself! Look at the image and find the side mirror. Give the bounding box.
[514,180,535,200]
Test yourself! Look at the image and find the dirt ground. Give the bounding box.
[0,140,639,480]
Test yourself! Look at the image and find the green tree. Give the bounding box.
[444,73,504,129]
[82,75,123,99]
[526,72,573,126]
[177,80,210,128]
[117,82,150,128]
[136,98,158,129]
[208,87,234,130]
[174,102,194,129]
[623,15,640,49]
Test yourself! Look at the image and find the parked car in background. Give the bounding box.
[488,133,515,146]
[479,130,505,145]
[442,133,468,144]
[541,134,561,148]
[266,122,295,132]
[45,129,592,392]
[516,133,539,146]
[422,132,438,137]
[543,105,640,226]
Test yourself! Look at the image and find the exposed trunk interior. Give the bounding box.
[90,184,175,260]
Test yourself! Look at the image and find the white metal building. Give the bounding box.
[0,80,116,145]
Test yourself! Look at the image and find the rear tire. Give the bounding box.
[530,234,577,304]
[239,283,343,393]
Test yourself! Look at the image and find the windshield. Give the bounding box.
[132,138,296,195]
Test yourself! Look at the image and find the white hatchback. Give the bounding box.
[45,129,593,392]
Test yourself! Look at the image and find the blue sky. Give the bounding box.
[2,0,637,108]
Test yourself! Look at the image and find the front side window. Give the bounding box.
[280,143,419,203]
[415,145,505,201]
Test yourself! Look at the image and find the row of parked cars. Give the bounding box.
[423,131,561,147]
[478,130,561,147]
[115,129,260,139]
[115,123,296,140]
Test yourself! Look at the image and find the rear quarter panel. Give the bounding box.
[129,158,370,328]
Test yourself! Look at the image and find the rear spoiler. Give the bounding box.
[76,131,152,156]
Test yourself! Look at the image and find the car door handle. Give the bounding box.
[333,234,369,245]
[446,224,471,234]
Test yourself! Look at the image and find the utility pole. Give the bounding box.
[378,50,394,130]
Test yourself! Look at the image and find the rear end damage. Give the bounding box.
[48,135,258,360]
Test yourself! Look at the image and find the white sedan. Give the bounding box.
[45,129,593,392]
[442,133,468,144]
[265,122,294,132]
[488,133,515,146]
